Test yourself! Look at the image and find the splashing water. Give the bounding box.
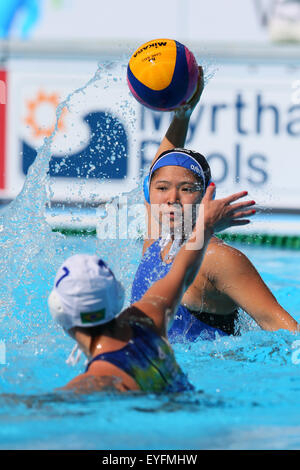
[0,53,221,333]
[0,61,140,341]
[196,55,219,86]
[1,58,300,451]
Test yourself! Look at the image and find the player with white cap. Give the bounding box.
[48,184,257,393]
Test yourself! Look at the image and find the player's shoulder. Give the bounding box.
[206,235,240,254]
[204,236,252,270]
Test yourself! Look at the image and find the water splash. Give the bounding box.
[0,64,109,334]
[195,53,219,86]
[95,177,146,306]
[0,57,146,345]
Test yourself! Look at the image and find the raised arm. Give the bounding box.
[152,66,204,165]
[143,66,204,247]
[135,185,255,335]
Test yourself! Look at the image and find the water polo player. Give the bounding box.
[130,68,299,341]
[48,185,255,393]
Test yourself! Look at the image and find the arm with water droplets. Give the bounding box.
[210,242,299,333]
[151,66,204,165]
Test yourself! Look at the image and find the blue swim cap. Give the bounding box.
[143,149,213,204]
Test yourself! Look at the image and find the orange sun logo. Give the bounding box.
[24,90,67,138]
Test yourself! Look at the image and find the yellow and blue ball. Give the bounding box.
[127,38,199,111]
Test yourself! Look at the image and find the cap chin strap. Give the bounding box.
[66,344,88,367]
[66,344,82,366]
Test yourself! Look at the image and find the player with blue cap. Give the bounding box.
[143,148,212,205]
[130,66,299,342]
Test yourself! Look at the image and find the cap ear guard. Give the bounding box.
[48,289,73,331]
[143,174,150,203]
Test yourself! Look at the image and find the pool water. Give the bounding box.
[0,62,299,450]
[0,230,299,450]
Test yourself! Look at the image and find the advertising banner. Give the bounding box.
[184,65,300,209]
[4,60,141,203]
[1,57,300,210]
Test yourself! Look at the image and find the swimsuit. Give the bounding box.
[85,322,193,393]
[130,239,238,342]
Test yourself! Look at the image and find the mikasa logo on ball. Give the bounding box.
[128,39,199,111]
[133,41,167,57]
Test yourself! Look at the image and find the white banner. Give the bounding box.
[1,57,300,210]
[1,0,277,43]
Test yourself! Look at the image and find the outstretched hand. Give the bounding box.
[201,183,256,233]
[173,66,204,119]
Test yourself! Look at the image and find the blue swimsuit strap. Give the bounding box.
[85,322,166,374]
[85,322,140,372]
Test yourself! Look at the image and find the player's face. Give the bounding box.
[149,166,204,236]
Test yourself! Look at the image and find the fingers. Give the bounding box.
[227,199,256,215]
[183,66,204,108]
[203,185,255,214]
[202,182,216,202]
[173,66,204,117]
[230,208,256,219]
[229,219,251,226]
[202,184,256,229]
[190,69,204,103]
[197,66,204,91]
[195,66,204,90]
[223,191,249,205]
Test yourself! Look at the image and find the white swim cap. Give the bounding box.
[48,254,125,331]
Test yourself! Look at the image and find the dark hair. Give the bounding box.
[153,148,211,189]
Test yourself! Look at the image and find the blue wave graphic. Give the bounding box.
[22,111,128,180]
